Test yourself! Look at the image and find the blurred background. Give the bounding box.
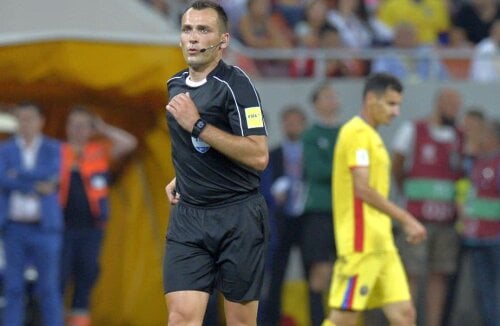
[0,0,499,325]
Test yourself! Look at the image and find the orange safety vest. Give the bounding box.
[59,142,110,225]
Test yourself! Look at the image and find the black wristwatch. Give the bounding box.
[191,118,207,138]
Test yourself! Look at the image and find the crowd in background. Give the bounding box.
[142,0,500,81]
[259,83,499,326]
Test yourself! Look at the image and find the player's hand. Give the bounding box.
[165,177,180,205]
[165,92,200,133]
[403,215,427,245]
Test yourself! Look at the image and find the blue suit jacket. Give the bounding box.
[0,136,63,231]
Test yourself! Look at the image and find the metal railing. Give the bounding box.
[226,39,488,80]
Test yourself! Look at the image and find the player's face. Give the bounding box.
[372,89,402,126]
[180,8,226,69]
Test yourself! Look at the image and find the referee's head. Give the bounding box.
[184,1,229,33]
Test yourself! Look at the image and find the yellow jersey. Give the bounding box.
[333,116,396,256]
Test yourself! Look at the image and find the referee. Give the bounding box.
[163,1,269,325]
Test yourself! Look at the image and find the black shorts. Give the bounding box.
[301,212,336,268]
[163,193,269,302]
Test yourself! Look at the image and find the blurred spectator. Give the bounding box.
[290,23,364,78]
[141,0,189,23]
[455,108,485,243]
[461,119,500,326]
[60,107,137,326]
[258,105,308,326]
[273,0,307,29]
[238,0,293,76]
[452,0,500,45]
[440,26,473,79]
[371,22,449,82]
[301,83,341,326]
[392,87,464,326]
[295,0,330,48]
[0,103,64,326]
[220,0,248,36]
[327,0,393,49]
[461,108,486,169]
[470,19,500,82]
[238,0,293,48]
[378,0,450,45]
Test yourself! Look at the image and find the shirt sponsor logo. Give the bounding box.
[245,107,264,129]
[191,136,210,153]
[356,149,370,166]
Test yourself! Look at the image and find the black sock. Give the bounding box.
[309,290,325,326]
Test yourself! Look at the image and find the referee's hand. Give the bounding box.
[166,92,199,133]
[165,177,180,205]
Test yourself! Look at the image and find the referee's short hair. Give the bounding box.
[185,1,229,33]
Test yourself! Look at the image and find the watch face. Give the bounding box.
[196,120,205,128]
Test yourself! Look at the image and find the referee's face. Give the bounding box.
[180,8,226,69]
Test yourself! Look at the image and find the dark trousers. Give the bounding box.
[258,214,303,326]
[470,244,500,326]
[61,228,103,311]
[2,222,63,326]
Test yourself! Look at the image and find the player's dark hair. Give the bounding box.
[363,73,403,99]
[185,1,229,32]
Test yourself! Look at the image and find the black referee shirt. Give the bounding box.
[166,60,268,207]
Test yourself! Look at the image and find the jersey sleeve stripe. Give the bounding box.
[213,76,245,136]
[166,72,188,86]
[234,66,268,134]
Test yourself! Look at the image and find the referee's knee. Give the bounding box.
[168,309,202,326]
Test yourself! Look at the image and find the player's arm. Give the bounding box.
[166,92,268,171]
[352,167,426,244]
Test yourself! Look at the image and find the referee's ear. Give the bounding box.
[220,33,229,49]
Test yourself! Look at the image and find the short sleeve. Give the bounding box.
[346,129,371,169]
[226,71,267,137]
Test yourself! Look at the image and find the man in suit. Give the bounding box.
[0,102,63,326]
[259,105,307,325]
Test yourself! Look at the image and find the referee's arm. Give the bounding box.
[166,92,268,172]
[198,126,268,172]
